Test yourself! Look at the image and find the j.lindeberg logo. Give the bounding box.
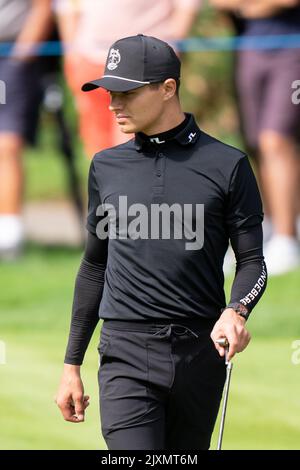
[95,196,204,251]
[107,48,121,71]
[150,137,166,144]
[188,132,197,143]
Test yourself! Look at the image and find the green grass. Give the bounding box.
[211,338,300,450]
[0,245,300,449]
[0,244,103,450]
[24,116,89,202]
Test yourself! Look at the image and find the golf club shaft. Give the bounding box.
[217,361,233,450]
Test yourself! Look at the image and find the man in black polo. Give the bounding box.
[56,34,267,450]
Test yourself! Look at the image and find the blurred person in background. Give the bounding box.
[54,0,202,158]
[211,0,300,275]
[0,0,53,260]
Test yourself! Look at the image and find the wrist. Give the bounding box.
[63,363,81,374]
[225,302,250,321]
[220,308,247,328]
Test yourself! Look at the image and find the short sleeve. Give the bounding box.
[86,160,101,235]
[226,156,263,236]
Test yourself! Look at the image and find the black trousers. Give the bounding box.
[98,318,226,450]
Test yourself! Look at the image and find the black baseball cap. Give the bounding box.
[82,34,181,93]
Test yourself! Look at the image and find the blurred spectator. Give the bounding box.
[0,0,53,260]
[54,0,202,157]
[211,0,300,275]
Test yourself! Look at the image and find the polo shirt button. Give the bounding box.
[158,153,164,157]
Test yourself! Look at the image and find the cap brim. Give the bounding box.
[81,77,148,92]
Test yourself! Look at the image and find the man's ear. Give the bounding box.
[162,79,177,101]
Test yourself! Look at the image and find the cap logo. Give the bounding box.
[107,48,121,71]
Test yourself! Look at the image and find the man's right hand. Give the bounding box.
[55,364,90,423]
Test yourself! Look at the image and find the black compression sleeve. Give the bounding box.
[64,232,108,365]
[229,224,267,315]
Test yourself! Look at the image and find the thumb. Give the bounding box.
[74,397,85,421]
[215,343,225,357]
[83,395,90,410]
[211,334,225,357]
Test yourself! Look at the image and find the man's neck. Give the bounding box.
[142,111,186,136]
[139,113,189,145]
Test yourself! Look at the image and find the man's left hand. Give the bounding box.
[210,308,251,362]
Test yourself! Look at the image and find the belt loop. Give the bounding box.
[184,326,199,339]
[152,324,199,339]
[152,324,173,338]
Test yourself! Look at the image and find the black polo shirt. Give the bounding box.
[86,113,263,322]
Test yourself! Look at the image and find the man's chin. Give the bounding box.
[118,124,136,134]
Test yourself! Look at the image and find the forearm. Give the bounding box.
[211,0,299,9]
[169,7,201,39]
[56,12,80,48]
[266,0,300,7]
[54,0,81,52]
[12,0,53,58]
[229,225,268,315]
[229,258,267,313]
[64,257,106,365]
[211,226,266,360]
[238,0,298,18]
[211,0,300,18]
[210,0,245,11]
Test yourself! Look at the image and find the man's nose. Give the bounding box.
[109,95,123,111]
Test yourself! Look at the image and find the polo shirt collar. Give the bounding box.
[134,113,200,151]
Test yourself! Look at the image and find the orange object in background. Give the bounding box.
[64,57,132,158]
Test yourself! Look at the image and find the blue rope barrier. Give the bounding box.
[176,34,300,51]
[1,34,300,57]
[0,41,63,57]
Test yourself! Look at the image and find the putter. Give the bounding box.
[216,337,233,450]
